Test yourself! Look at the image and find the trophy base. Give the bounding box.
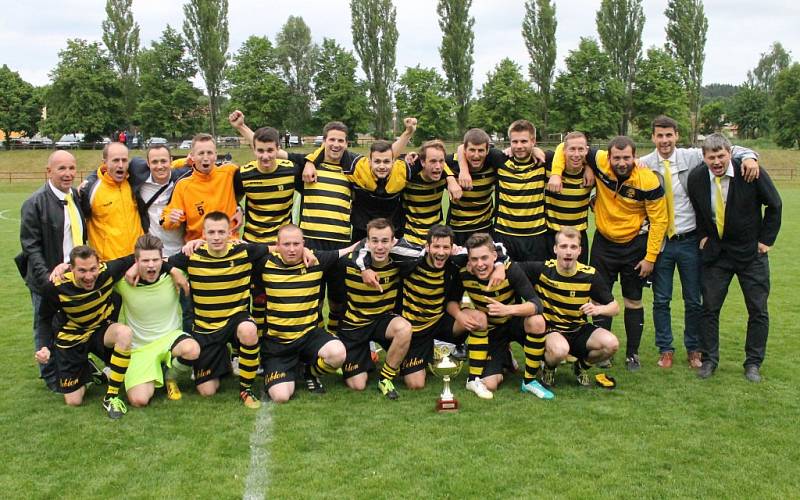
[436,398,459,413]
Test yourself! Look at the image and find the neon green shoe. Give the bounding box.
[103,396,128,419]
[377,378,399,400]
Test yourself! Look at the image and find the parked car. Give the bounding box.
[145,137,168,148]
[179,139,192,150]
[217,136,241,148]
[313,135,324,146]
[289,135,301,146]
[55,134,84,148]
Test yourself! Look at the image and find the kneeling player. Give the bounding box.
[116,235,200,407]
[258,225,355,403]
[520,227,619,386]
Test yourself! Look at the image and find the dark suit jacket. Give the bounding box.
[16,183,87,294]
[687,157,782,268]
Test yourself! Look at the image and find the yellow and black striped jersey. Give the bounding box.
[519,260,613,332]
[494,152,549,237]
[237,158,301,244]
[169,242,267,333]
[545,165,592,231]
[401,257,448,333]
[448,262,542,331]
[257,250,340,343]
[37,255,136,349]
[445,150,498,234]
[401,161,454,246]
[299,161,353,243]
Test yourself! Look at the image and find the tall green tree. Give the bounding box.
[522,0,557,137]
[699,99,726,135]
[472,58,536,139]
[313,38,370,137]
[770,63,800,149]
[350,0,398,138]
[631,47,690,138]
[596,0,645,135]
[395,66,454,143]
[727,84,769,139]
[183,0,229,138]
[748,42,792,92]
[437,0,474,136]
[665,0,708,143]
[43,39,123,141]
[135,26,204,139]
[102,0,140,128]
[226,36,292,133]
[551,38,624,140]
[275,16,318,133]
[0,65,41,149]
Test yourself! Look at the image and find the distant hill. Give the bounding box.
[702,83,740,102]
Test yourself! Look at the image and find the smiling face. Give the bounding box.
[276,226,305,265]
[136,248,163,284]
[421,146,446,182]
[105,143,129,183]
[564,136,588,171]
[147,147,172,185]
[509,130,534,161]
[554,233,581,273]
[370,149,394,179]
[652,126,679,159]
[609,145,636,178]
[47,150,77,193]
[704,147,732,177]
[71,255,100,290]
[323,129,348,164]
[367,226,394,265]
[464,142,488,171]
[190,139,217,174]
[425,236,452,269]
[203,218,230,254]
[467,244,497,280]
[254,139,279,172]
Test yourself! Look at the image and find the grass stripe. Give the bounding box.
[242,402,273,500]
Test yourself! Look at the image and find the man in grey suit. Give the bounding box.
[638,116,759,370]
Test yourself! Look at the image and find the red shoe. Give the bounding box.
[687,351,703,369]
[657,351,673,368]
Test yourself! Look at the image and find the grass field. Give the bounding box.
[1,149,799,498]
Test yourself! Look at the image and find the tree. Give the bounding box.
[313,38,370,137]
[135,26,205,139]
[395,66,454,143]
[550,38,624,141]
[472,58,536,139]
[437,0,474,136]
[102,0,140,128]
[631,47,690,138]
[596,0,645,135]
[699,99,726,135]
[665,0,708,143]
[43,39,123,141]
[771,63,800,149]
[226,36,292,133]
[522,0,557,138]
[351,0,398,138]
[275,16,318,133]
[0,66,41,149]
[727,84,769,139]
[183,0,229,138]
[748,42,792,92]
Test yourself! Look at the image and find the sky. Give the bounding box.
[1,0,798,92]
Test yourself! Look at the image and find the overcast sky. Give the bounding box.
[2,0,798,92]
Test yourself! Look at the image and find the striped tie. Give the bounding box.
[714,176,725,238]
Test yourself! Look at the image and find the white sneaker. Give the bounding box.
[465,378,493,399]
[231,356,240,376]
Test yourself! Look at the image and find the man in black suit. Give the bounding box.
[687,133,782,382]
[17,150,87,390]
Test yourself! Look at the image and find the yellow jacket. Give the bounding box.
[83,165,143,260]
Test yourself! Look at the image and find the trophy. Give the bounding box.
[429,344,464,413]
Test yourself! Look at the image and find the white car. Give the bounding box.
[179,140,192,150]
[55,134,84,148]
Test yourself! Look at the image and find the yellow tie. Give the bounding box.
[64,192,84,246]
[662,160,676,238]
[714,176,725,238]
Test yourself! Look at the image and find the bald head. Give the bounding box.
[47,150,78,193]
[103,141,130,183]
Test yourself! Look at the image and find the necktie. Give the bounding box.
[714,176,725,238]
[662,160,676,238]
[64,192,83,246]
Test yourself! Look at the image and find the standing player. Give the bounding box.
[520,228,619,387]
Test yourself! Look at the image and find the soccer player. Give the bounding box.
[687,134,781,382]
[520,228,619,387]
[168,211,267,409]
[258,225,356,403]
[447,233,551,400]
[115,235,199,407]
[339,218,422,400]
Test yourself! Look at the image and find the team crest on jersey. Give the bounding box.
[570,291,576,297]
[277,185,284,191]
[625,187,637,199]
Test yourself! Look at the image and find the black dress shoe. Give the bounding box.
[744,365,762,383]
[697,361,716,379]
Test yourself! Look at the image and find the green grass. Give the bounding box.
[1,152,799,498]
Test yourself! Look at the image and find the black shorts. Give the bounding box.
[452,228,491,247]
[590,231,648,301]
[400,314,460,376]
[492,231,549,262]
[192,312,254,385]
[338,314,396,379]
[305,238,348,305]
[261,328,338,389]
[550,323,599,361]
[546,228,589,264]
[484,317,525,377]
[54,323,113,394]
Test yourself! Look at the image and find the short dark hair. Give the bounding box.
[146,144,171,162]
[203,211,230,225]
[463,128,491,147]
[651,115,679,133]
[607,135,637,155]
[369,140,393,155]
[322,121,348,139]
[253,127,280,146]
[426,224,455,245]
[134,234,164,258]
[465,232,495,253]
[366,217,393,237]
[508,119,536,138]
[419,140,446,161]
[69,245,98,266]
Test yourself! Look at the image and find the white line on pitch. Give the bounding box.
[242,403,273,500]
[0,210,20,222]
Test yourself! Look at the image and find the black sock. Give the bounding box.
[624,308,644,357]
